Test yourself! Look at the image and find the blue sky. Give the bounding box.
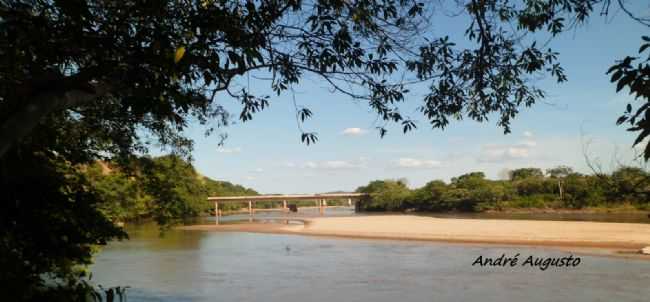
[177,5,648,194]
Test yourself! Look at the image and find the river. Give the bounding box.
[91,208,650,302]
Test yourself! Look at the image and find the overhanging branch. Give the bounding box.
[0,82,112,158]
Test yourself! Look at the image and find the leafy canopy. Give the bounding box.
[2,0,650,299]
[2,0,589,159]
[357,165,650,212]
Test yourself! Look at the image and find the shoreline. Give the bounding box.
[177,215,650,259]
[210,206,650,216]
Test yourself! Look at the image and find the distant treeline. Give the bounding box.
[355,166,650,212]
[84,155,258,225]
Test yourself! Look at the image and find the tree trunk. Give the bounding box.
[0,83,110,158]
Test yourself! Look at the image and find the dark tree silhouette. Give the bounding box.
[1,0,579,158]
[1,0,649,299]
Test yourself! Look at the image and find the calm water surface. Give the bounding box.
[91,209,650,302]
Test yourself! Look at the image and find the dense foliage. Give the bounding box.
[356,166,650,212]
[87,155,258,223]
[3,0,649,157]
[0,153,255,300]
[2,0,650,300]
[609,36,650,160]
[0,152,127,301]
[203,177,258,211]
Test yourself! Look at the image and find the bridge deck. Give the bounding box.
[207,193,368,203]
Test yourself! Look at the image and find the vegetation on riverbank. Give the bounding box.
[356,166,650,213]
[85,155,258,225]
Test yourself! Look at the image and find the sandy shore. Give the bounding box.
[178,215,650,256]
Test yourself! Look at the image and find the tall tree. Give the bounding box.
[509,168,544,181]
[2,0,650,299]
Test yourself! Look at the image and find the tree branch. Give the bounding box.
[0,82,112,158]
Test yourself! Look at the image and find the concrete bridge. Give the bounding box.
[207,193,368,223]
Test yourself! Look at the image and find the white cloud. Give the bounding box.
[253,168,264,173]
[216,147,241,154]
[341,127,367,136]
[245,176,256,180]
[478,144,531,163]
[478,130,540,163]
[392,158,441,169]
[284,162,296,168]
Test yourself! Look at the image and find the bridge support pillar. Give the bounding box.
[348,198,352,207]
[214,201,219,225]
[283,200,287,212]
[248,201,252,216]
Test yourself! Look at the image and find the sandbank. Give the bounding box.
[177,215,650,257]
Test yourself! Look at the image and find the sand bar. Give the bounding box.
[178,215,650,252]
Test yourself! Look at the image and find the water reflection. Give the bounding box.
[207,206,358,224]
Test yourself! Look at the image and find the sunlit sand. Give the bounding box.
[179,215,650,255]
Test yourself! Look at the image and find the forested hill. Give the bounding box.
[84,155,257,224]
[202,177,258,197]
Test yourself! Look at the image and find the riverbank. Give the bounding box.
[481,205,650,214]
[178,215,650,257]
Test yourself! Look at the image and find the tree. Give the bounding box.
[609,166,650,203]
[137,155,209,226]
[203,177,258,211]
[6,1,650,158]
[609,36,650,160]
[0,152,126,300]
[439,188,474,211]
[3,0,650,299]
[546,166,574,178]
[509,168,544,181]
[3,0,585,159]
[451,172,486,188]
[450,172,513,211]
[86,156,250,222]
[408,180,448,211]
[546,165,574,200]
[563,174,606,208]
[356,180,411,211]
[86,162,153,222]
